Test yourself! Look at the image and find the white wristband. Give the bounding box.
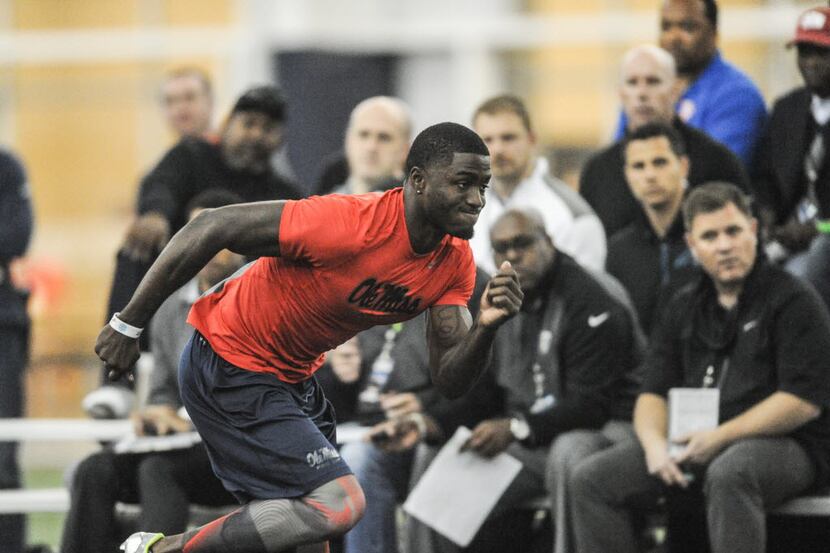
[109,312,144,339]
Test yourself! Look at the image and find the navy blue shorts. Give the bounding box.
[178,332,353,502]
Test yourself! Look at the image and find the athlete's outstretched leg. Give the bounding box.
[125,475,364,553]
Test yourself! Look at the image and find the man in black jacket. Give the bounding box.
[459,208,643,553]
[88,86,302,412]
[580,44,748,237]
[753,6,830,311]
[606,123,701,336]
[572,183,830,553]
[118,85,301,270]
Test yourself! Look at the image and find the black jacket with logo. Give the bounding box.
[494,253,644,447]
[643,261,830,488]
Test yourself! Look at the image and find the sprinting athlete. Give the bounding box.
[96,122,523,553]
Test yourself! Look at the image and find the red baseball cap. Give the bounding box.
[789,7,830,48]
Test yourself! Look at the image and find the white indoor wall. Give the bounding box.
[0,0,819,143]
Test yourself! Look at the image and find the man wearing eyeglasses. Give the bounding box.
[456,208,643,553]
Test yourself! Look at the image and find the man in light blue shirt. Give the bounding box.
[614,0,766,167]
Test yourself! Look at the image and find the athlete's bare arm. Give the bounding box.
[95,201,285,377]
[427,262,523,399]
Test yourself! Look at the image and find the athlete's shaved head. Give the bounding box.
[405,122,489,174]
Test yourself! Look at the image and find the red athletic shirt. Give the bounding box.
[187,188,476,382]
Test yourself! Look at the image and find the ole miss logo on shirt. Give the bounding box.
[348,277,422,314]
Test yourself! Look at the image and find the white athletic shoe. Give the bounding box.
[120,532,164,553]
[82,385,135,419]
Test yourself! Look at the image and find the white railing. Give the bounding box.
[0,418,131,442]
[0,418,824,517]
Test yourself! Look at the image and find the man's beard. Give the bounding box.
[224,144,269,174]
[493,162,525,187]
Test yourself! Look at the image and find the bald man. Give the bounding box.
[335,96,413,195]
[610,0,766,166]
[580,44,748,237]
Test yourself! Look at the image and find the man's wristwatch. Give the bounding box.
[509,416,531,441]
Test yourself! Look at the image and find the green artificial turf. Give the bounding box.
[24,468,66,550]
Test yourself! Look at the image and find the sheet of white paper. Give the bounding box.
[668,388,720,457]
[403,426,523,547]
[334,422,371,445]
